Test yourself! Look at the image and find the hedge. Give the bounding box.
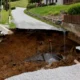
[68,4,80,15]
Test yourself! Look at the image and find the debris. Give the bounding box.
[74,59,80,64]
[0,24,13,35]
[76,46,80,50]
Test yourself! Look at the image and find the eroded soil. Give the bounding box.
[0,29,79,79]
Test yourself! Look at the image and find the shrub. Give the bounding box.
[27,3,36,10]
[49,3,56,5]
[53,11,59,16]
[41,3,47,7]
[11,7,16,10]
[68,4,80,15]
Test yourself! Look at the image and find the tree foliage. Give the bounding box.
[3,0,9,11]
[11,0,20,2]
[68,4,80,15]
[0,0,4,6]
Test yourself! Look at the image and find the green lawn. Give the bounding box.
[28,3,80,16]
[9,22,16,29]
[1,0,28,24]
[11,0,28,8]
[0,10,16,29]
[0,0,28,28]
[0,10,9,24]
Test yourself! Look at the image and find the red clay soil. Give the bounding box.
[0,29,79,79]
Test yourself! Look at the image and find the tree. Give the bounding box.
[3,0,9,11]
[0,0,1,6]
[52,0,54,3]
[46,0,48,5]
[0,0,3,6]
[49,0,51,4]
[11,0,19,1]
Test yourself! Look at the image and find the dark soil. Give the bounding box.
[0,29,79,79]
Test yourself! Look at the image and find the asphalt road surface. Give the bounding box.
[11,7,64,31]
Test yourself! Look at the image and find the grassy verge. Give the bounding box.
[24,10,62,28]
[9,22,16,29]
[0,10,9,24]
[10,0,28,8]
[0,0,28,29]
[0,10,16,29]
[28,5,69,16]
[25,3,80,29]
[28,3,80,16]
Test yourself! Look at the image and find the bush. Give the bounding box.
[41,3,47,7]
[49,3,56,5]
[53,11,59,16]
[11,0,19,2]
[11,7,16,10]
[68,4,80,15]
[27,3,36,10]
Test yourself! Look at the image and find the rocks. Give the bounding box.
[43,15,64,25]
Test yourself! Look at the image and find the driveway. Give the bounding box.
[11,7,64,31]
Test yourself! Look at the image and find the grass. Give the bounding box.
[28,5,69,16]
[28,3,80,16]
[0,0,28,28]
[9,22,16,29]
[0,10,16,29]
[25,3,80,29]
[24,10,62,28]
[10,0,28,8]
[0,10,9,24]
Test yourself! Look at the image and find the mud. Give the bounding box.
[0,29,79,79]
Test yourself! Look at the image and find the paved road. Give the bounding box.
[5,64,80,80]
[11,7,64,31]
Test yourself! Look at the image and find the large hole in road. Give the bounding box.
[0,29,79,76]
[0,29,78,63]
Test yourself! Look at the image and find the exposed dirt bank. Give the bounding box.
[0,29,79,79]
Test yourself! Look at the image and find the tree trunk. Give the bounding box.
[52,0,54,3]
[46,0,48,5]
[49,0,51,4]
